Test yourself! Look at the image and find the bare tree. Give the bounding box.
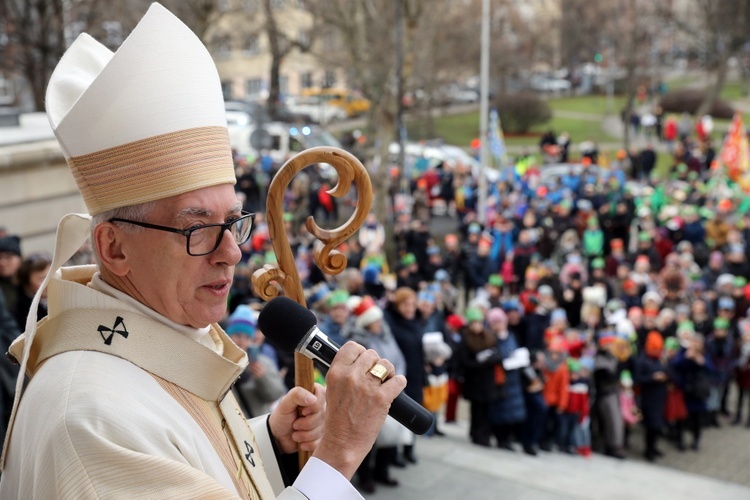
[304,0,425,228]
[0,0,67,110]
[665,0,750,117]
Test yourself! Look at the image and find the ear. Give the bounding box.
[94,222,130,277]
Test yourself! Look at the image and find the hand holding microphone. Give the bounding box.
[258,297,433,479]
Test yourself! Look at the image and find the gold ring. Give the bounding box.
[368,362,388,383]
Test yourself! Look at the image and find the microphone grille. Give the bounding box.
[257,296,317,353]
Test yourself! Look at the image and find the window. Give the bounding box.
[242,0,259,12]
[246,78,264,98]
[214,34,232,59]
[323,70,336,88]
[243,34,260,55]
[280,76,289,95]
[300,72,313,89]
[297,30,310,47]
[0,76,14,105]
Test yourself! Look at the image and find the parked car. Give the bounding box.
[529,75,572,93]
[301,88,370,117]
[284,95,347,125]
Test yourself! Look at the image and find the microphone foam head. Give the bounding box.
[257,296,317,353]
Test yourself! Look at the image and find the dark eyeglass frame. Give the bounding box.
[109,212,255,256]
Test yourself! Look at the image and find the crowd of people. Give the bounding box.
[2,107,749,495]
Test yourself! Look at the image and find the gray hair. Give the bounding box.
[90,201,157,266]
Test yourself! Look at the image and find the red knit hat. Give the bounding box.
[446,314,466,330]
[352,296,383,329]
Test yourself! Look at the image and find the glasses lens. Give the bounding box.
[188,226,217,255]
[232,215,254,245]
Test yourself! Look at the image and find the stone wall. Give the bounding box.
[0,140,87,255]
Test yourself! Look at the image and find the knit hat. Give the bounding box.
[353,296,384,329]
[327,289,350,308]
[417,291,436,304]
[665,337,680,352]
[434,269,450,282]
[620,370,633,387]
[0,236,21,257]
[591,257,605,269]
[46,3,235,215]
[718,296,736,311]
[486,308,507,324]
[488,274,504,287]
[551,308,567,323]
[226,305,257,338]
[538,284,554,296]
[645,331,664,357]
[401,253,417,266]
[446,314,466,330]
[567,358,581,373]
[714,317,730,330]
[362,263,381,285]
[465,307,484,323]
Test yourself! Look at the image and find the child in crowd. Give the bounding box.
[540,337,570,452]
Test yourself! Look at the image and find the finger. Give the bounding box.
[335,341,367,365]
[373,358,396,381]
[351,348,380,371]
[275,386,317,415]
[381,374,408,398]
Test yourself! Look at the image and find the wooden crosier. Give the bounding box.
[251,146,373,466]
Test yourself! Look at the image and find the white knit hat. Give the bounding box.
[46,3,235,215]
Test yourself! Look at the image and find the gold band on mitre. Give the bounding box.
[67,126,236,215]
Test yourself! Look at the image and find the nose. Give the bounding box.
[210,228,242,266]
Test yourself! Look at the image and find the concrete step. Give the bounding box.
[362,419,750,500]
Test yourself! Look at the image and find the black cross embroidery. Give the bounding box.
[98,316,129,346]
[244,440,255,467]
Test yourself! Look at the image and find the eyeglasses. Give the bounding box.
[110,212,255,256]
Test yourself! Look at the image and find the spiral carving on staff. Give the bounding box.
[251,146,373,306]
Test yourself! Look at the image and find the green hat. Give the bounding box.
[714,317,730,330]
[620,369,633,385]
[698,207,714,219]
[401,253,417,266]
[735,276,747,287]
[677,320,695,333]
[327,289,350,308]
[638,231,651,242]
[488,274,504,287]
[676,163,688,173]
[591,257,605,269]
[283,212,294,222]
[587,216,599,228]
[665,337,680,351]
[465,307,484,323]
[567,358,581,373]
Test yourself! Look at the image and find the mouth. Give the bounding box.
[203,279,231,295]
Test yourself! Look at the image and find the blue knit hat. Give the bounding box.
[226,305,257,338]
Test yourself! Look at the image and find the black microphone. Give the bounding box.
[258,296,434,435]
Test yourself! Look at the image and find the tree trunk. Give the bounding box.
[696,53,730,118]
[372,103,396,265]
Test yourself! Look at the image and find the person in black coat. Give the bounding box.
[634,332,668,461]
[671,334,716,450]
[383,287,425,464]
[456,307,504,447]
[0,290,20,445]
